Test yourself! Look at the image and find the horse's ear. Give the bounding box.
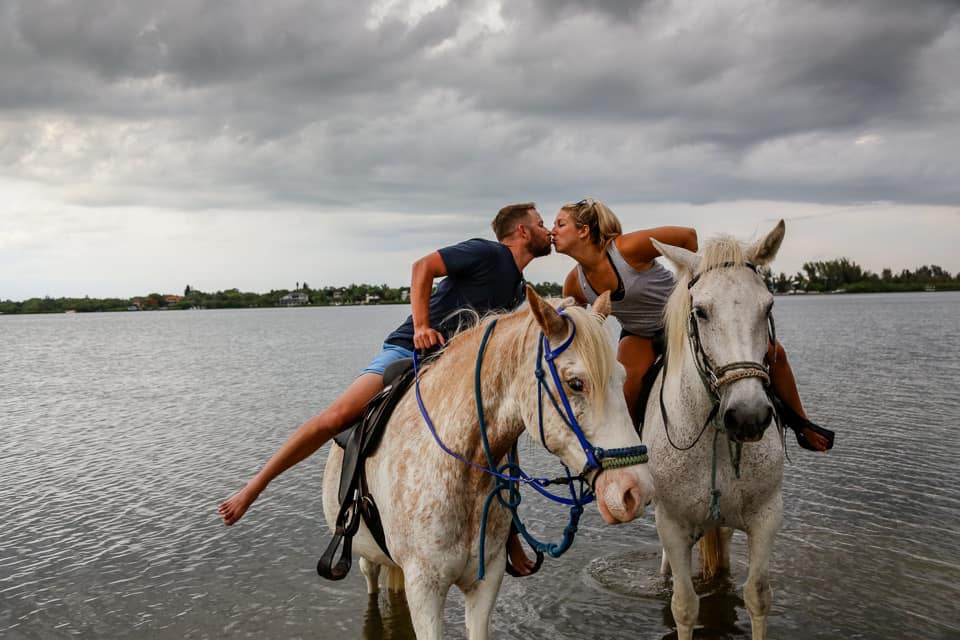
[592,290,611,320]
[652,238,701,277]
[526,285,567,341]
[748,219,785,266]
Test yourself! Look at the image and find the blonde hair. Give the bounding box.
[561,198,622,250]
[662,235,747,380]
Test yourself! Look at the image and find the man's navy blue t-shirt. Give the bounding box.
[384,238,525,350]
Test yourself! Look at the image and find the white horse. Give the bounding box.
[645,221,787,640]
[322,286,656,639]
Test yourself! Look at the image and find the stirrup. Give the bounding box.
[794,419,835,452]
[504,544,544,578]
[777,399,834,452]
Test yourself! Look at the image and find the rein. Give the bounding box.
[658,262,778,521]
[413,309,647,579]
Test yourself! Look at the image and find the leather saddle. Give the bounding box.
[317,358,415,581]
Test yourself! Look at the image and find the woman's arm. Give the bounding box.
[615,226,698,268]
[562,268,589,305]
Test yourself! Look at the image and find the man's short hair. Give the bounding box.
[491,203,536,241]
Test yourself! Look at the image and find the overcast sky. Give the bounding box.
[2,0,958,299]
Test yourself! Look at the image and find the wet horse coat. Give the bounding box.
[322,287,655,639]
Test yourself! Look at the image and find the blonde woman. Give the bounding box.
[551,198,832,452]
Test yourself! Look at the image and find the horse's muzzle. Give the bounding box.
[721,396,773,443]
[594,466,655,524]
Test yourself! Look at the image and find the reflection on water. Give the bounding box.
[362,592,416,640]
[663,578,746,640]
[1,293,958,639]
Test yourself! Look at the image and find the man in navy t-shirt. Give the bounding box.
[219,203,553,536]
[383,237,530,352]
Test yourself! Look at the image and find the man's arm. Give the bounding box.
[410,251,448,350]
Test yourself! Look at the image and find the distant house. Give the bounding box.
[281,292,310,306]
[400,289,410,302]
[165,295,183,306]
[364,294,381,304]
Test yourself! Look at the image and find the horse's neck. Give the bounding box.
[662,343,716,434]
[425,316,531,463]
[477,316,536,460]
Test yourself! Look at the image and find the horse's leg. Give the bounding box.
[360,557,380,595]
[384,565,405,592]
[657,507,698,640]
[743,507,782,640]
[659,548,671,575]
[463,557,505,640]
[719,526,734,573]
[402,565,449,640]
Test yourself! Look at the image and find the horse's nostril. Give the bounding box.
[724,403,774,437]
[723,406,741,431]
[760,405,773,427]
[622,486,640,520]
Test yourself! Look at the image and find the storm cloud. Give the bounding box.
[1,0,958,297]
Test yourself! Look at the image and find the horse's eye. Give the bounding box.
[693,306,708,321]
[567,377,584,393]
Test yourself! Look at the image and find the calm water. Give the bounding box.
[1,293,958,639]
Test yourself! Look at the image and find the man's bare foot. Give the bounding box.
[218,488,257,525]
[507,533,536,576]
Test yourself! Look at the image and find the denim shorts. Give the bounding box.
[360,343,415,376]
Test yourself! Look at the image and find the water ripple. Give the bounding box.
[1,295,958,639]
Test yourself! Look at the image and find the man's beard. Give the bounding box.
[530,236,552,257]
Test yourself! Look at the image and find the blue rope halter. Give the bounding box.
[413,308,648,579]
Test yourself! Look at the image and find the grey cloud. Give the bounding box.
[519,0,650,23]
[1,0,958,218]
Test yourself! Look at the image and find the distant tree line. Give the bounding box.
[1,262,953,315]
[0,296,133,314]
[0,281,565,314]
[759,259,959,293]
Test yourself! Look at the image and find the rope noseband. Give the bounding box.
[660,261,779,520]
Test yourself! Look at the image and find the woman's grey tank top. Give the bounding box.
[577,241,675,337]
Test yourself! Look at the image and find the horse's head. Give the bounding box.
[655,220,786,443]
[525,286,655,524]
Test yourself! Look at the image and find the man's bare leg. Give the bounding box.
[218,372,385,525]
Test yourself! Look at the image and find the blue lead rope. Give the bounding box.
[413,312,648,579]
[413,322,554,489]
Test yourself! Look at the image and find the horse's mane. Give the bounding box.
[662,235,747,379]
[441,299,614,410]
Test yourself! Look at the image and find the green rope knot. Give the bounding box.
[600,453,649,469]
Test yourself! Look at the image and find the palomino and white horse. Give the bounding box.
[322,286,655,639]
[646,220,787,640]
